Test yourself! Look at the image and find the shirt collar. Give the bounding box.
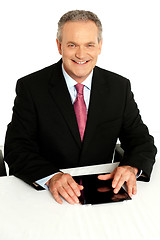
[62,64,93,90]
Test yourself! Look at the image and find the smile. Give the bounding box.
[72,60,89,65]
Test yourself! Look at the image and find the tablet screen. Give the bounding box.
[73,174,131,205]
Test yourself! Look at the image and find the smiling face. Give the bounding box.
[56,21,102,83]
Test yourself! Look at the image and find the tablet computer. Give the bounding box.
[73,174,131,205]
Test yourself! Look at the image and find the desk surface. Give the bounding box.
[0,161,160,240]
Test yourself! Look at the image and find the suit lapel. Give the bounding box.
[49,60,81,148]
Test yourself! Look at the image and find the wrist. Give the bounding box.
[122,165,139,176]
[46,172,63,187]
[132,167,139,176]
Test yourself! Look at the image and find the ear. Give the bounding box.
[56,39,62,55]
[98,40,103,55]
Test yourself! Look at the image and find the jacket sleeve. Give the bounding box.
[4,79,60,188]
[119,80,157,181]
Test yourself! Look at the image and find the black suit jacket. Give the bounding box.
[4,59,157,187]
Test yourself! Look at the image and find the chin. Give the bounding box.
[74,73,89,81]
[74,69,92,77]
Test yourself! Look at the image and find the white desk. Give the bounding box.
[0,160,160,240]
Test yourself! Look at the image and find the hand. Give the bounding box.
[46,173,83,204]
[98,166,138,197]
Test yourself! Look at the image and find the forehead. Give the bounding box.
[61,21,99,42]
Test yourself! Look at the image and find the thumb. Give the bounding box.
[98,172,114,181]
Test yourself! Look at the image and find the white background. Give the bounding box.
[0,0,159,155]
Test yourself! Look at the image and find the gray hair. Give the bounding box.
[57,10,103,43]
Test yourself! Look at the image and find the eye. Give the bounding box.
[68,44,76,48]
[88,44,95,48]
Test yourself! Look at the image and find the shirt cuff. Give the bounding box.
[36,172,61,190]
[136,169,143,179]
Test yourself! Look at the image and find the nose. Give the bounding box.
[75,46,85,59]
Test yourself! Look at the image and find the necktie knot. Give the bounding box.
[75,83,84,95]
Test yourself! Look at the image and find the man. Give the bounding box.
[4,10,157,205]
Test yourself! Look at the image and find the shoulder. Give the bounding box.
[94,65,130,86]
[17,59,62,88]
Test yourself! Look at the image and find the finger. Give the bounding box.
[127,179,137,197]
[63,181,80,203]
[58,174,80,203]
[78,184,84,190]
[51,188,63,204]
[132,183,137,195]
[58,185,78,204]
[48,180,64,204]
[67,177,82,197]
[98,172,114,181]
[113,174,127,194]
[112,169,123,189]
[112,167,132,192]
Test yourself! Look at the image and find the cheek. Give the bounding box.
[90,49,100,58]
[91,53,99,63]
[61,48,73,58]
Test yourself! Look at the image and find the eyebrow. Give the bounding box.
[88,41,96,44]
[67,41,96,45]
[67,41,77,45]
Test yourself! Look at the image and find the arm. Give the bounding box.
[4,79,60,187]
[4,79,83,204]
[118,80,157,179]
[99,80,157,196]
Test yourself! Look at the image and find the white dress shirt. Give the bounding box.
[62,64,93,110]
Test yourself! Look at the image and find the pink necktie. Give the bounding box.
[74,84,87,141]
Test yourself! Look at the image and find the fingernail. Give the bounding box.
[114,189,118,194]
[76,199,79,204]
[76,191,81,196]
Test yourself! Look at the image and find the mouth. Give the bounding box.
[72,60,90,65]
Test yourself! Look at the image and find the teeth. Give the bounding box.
[74,61,87,64]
